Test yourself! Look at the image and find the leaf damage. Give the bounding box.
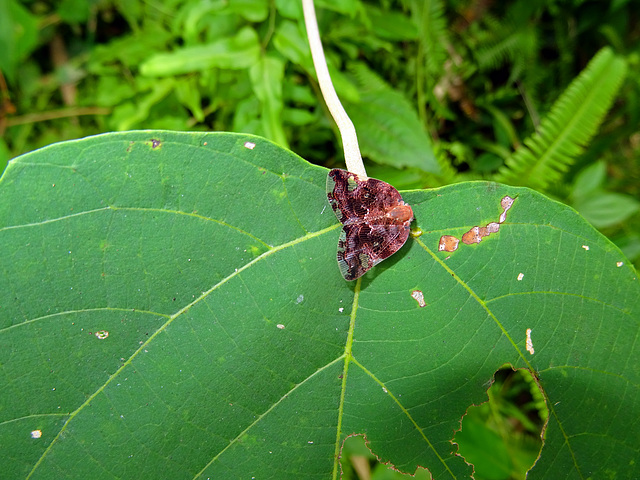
[411,290,426,308]
[438,195,516,252]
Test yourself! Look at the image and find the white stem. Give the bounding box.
[302,0,367,179]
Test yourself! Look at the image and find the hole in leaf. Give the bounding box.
[455,366,548,480]
[340,435,431,480]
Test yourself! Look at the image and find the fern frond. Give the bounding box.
[345,63,446,176]
[475,6,539,84]
[495,47,627,190]
[407,0,448,75]
[349,62,388,93]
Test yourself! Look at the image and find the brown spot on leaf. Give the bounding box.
[462,226,482,245]
[439,235,459,252]
[461,222,502,245]
[150,139,161,149]
[439,193,515,251]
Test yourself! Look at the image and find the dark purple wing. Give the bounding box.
[337,221,411,280]
[326,169,413,281]
[326,169,405,225]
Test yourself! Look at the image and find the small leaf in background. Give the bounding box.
[140,27,261,76]
[109,78,176,131]
[250,56,288,148]
[175,77,205,123]
[346,66,439,174]
[366,5,419,41]
[228,0,269,22]
[233,96,262,134]
[571,160,606,201]
[274,20,360,103]
[316,0,360,15]
[178,4,242,44]
[575,192,640,229]
[57,0,92,24]
[276,0,302,19]
[0,0,39,82]
[273,20,313,69]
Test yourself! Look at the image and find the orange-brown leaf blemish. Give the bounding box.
[461,223,501,245]
[462,226,482,245]
[439,194,515,251]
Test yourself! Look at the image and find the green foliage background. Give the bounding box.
[1,1,639,478]
[2,0,639,272]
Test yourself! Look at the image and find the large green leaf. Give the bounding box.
[1,132,638,479]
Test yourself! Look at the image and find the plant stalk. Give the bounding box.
[301,0,367,179]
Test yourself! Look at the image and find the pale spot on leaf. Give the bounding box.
[499,196,515,223]
[411,290,426,308]
[95,330,109,340]
[526,328,534,354]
